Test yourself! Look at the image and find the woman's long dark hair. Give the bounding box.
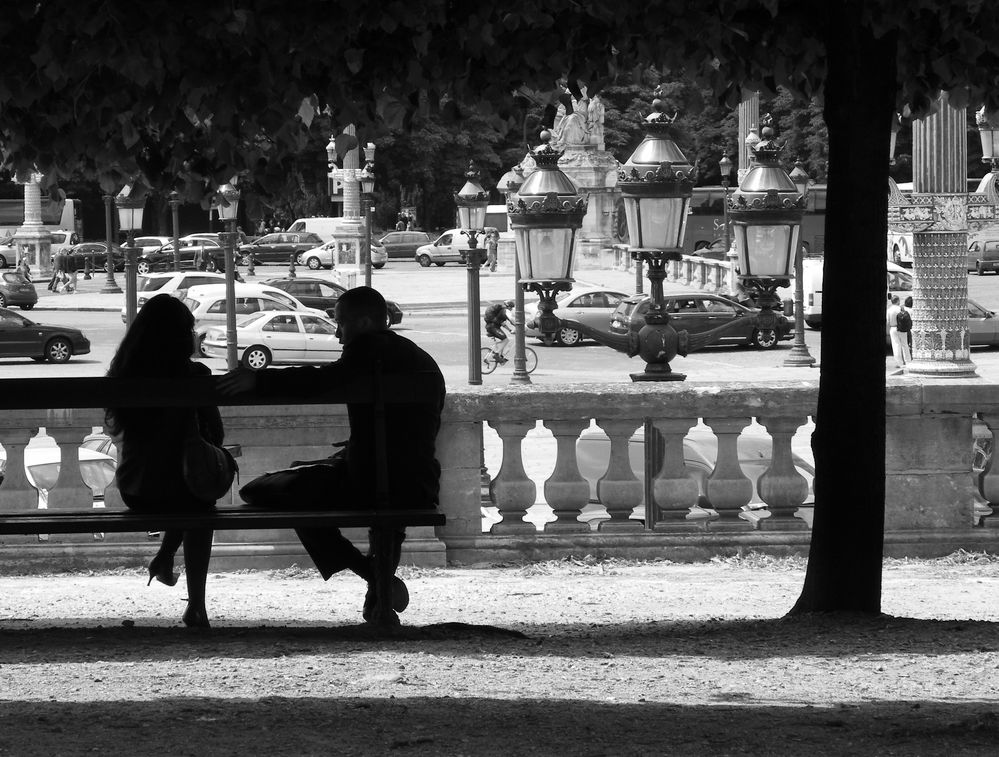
[105,294,196,435]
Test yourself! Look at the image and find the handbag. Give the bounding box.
[182,415,238,501]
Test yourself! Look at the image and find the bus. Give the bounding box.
[0,196,82,240]
[683,184,827,257]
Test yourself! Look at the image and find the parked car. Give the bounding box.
[48,229,81,259]
[0,271,37,310]
[183,283,326,353]
[0,307,90,363]
[261,277,404,326]
[132,236,173,254]
[63,242,124,272]
[414,229,471,266]
[609,292,792,350]
[574,424,814,525]
[202,310,343,369]
[967,239,999,274]
[119,271,227,323]
[138,235,224,273]
[296,238,387,270]
[378,230,433,259]
[239,232,325,266]
[525,287,629,346]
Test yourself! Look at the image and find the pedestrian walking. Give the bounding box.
[485,229,499,272]
[887,294,911,368]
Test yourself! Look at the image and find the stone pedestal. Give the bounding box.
[14,176,52,274]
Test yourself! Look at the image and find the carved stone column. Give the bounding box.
[649,417,701,532]
[905,93,977,377]
[595,418,643,531]
[703,417,753,530]
[756,416,810,530]
[542,419,590,533]
[487,420,537,534]
[737,89,760,182]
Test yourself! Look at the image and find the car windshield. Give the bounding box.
[138,276,169,292]
[2,272,30,284]
[266,291,299,310]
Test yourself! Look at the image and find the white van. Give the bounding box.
[286,217,340,242]
[803,260,912,329]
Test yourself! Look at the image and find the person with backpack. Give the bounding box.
[887,294,911,369]
[484,299,516,363]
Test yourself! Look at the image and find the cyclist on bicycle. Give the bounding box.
[483,299,516,364]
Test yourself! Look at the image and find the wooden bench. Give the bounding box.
[0,373,445,628]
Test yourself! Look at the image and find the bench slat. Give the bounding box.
[0,508,444,535]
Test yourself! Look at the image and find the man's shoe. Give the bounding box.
[496,355,508,364]
[362,575,410,622]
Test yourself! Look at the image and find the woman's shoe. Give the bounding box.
[147,555,179,587]
[182,605,211,629]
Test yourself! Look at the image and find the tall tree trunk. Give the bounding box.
[789,12,898,614]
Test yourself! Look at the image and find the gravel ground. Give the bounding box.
[1,553,998,756]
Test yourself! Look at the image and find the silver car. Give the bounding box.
[525,287,629,346]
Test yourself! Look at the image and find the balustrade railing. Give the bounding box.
[1,378,997,566]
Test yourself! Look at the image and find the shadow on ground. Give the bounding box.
[1,697,997,756]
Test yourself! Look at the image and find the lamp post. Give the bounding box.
[455,161,490,385]
[719,154,733,252]
[216,182,241,370]
[100,193,121,294]
[728,122,807,349]
[508,130,586,383]
[168,190,182,272]
[115,186,145,327]
[617,97,696,381]
[784,160,817,367]
[359,142,376,289]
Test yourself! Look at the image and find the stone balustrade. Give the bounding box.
[1,379,998,570]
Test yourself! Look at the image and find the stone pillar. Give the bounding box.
[333,124,364,271]
[13,175,52,274]
[906,93,976,377]
[737,90,760,182]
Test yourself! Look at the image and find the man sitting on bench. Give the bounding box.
[219,286,446,622]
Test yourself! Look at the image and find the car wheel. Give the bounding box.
[197,333,208,357]
[240,254,253,267]
[45,337,72,363]
[752,329,779,350]
[20,303,33,310]
[205,257,219,273]
[241,345,271,370]
[0,254,7,268]
[555,326,582,346]
[306,256,322,270]
[136,259,151,275]
[435,261,445,267]
[417,254,431,267]
[0,293,5,307]
[373,262,385,269]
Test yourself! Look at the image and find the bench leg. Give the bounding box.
[370,527,400,628]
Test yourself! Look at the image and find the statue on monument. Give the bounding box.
[551,84,605,150]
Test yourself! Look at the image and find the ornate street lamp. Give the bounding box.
[617,97,696,381]
[359,142,376,288]
[508,130,586,371]
[115,185,145,327]
[977,106,999,172]
[100,193,121,294]
[216,181,241,370]
[455,161,490,385]
[728,123,807,348]
[783,159,816,368]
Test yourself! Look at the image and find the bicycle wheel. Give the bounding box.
[524,347,538,374]
[480,347,498,375]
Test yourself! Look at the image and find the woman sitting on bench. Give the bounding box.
[105,294,225,629]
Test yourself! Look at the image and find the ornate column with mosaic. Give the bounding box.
[890,93,977,377]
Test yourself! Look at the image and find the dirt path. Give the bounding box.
[0,554,998,755]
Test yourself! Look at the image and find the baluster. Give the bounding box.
[698,260,707,288]
[977,412,999,526]
[650,418,702,531]
[488,420,537,534]
[542,419,590,533]
[757,416,810,530]
[704,417,754,530]
[595,418,643,531]
[45,426,94,509]
[0,427,39,510]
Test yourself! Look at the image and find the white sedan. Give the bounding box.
[296,239,387,270]
[202,310,342,369]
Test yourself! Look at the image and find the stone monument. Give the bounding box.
[13,175,52,275]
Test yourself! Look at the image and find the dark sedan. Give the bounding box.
[0,308,90,363]
[62,242,124,272]
[0,271,37,310]
[377,230,433,260]
[261,277,404,327]
[239,232,325,266]
[138,236,223,274]
[609,292,792,350]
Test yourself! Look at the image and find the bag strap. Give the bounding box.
[373,360,390,510]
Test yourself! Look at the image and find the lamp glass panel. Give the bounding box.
[514,227,573,280]
[624,196,687,249]
[218,201,239,221]
[117,206,143,232]
[982,130,997,161]
[742,224,795,276]
[468,205,486,230]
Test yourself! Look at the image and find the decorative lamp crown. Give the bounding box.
[454,161,489,231]
[508,129,586,283]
